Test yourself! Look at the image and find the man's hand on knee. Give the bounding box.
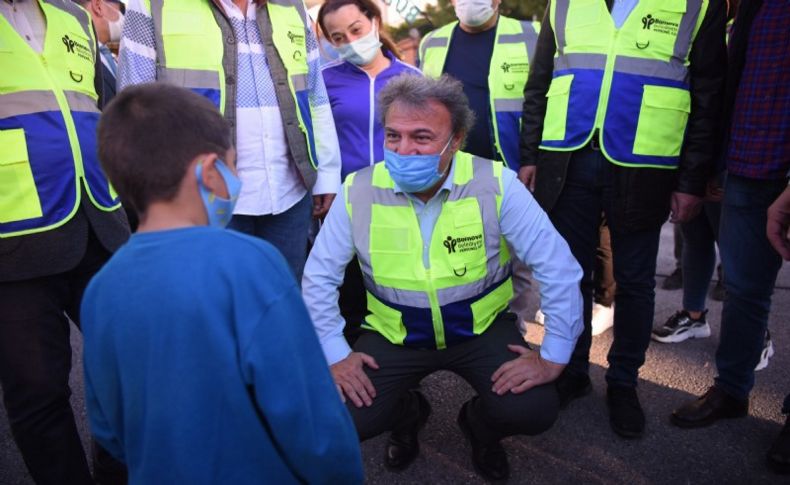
[490,345,565,395]
[330,352,379,408]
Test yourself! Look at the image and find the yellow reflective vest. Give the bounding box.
[420,16,539,171]
[344,152,513,349]
[541,0,708,169]
[0,0,119,238]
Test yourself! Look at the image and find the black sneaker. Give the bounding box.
[661,267,683,290]
[607,385,645,439]
[556,370,592,409]
[457,400,510,481]
[767,415,790,475]
[651,310,711,344]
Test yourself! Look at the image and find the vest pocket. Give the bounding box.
[0,129,43,223]
[632,85,690,158]
[542,74,574,142]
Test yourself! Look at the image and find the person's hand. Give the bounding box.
[490,345,565,395]
[330,352,379,408]
[517,166,537,192]
[767,186,790,260]
[670,191,703,223]
[312,193,336,219]
[704,179,724,203]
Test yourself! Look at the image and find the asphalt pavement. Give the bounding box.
[2,222,789,484]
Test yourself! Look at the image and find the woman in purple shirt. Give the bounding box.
[318,0,421,181]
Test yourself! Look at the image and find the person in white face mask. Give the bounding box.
[73,0,124,106]
[317,0,422,345]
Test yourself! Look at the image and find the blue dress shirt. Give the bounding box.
[303,159,583,366]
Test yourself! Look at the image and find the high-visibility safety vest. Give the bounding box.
[0,0,120,238]
[344,152,513,349]
[541,0,708,169]
[419,17,539,171]
[147,0,319,169]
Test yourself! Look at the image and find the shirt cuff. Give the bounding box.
[539,333,574,365]
[313,169,341,196]
[323,335,352,366]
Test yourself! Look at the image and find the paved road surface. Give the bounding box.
[2,223,788,484]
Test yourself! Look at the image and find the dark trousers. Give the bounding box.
[594,223,616,307]
[548,147,662,388]
[680,201,721,312]
[0,231,112,484]
[347,316,559,445]
[715,175,785,400]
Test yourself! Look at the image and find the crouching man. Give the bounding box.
[303,74,583,481]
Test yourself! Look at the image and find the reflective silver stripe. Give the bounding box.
[348,167,376,278]
[614,56,689,83]
[64,91,99,113]
[159,68,221,89]
[554,53,607,71]
[436,268,511,305]
[553,0,570,55]
[367,282,431,308]
[268,0,307,21]
[0,91,61,118]
[674,0,704,61]
[522,21,539,63]
[291,73,308,92]
[498,33,526,44]
[150,0,167,67]
[493,98,524,112]
[422,36,448,49]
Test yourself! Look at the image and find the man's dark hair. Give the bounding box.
[98,84,231,214]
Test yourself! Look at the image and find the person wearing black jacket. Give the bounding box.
[518,0,726,439]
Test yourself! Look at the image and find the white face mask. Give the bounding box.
[454,0,496,27]
[107,7,125,43]
[336,24,382,67]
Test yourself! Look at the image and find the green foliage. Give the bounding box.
[388,0,546,41]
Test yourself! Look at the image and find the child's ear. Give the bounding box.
[197,154,228,197]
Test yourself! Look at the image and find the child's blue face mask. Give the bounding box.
[196,159,241,228]
[383,136,453,193]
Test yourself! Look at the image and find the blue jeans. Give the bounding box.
[680,201,721,312]
[715,175,785,400]
[228,193,312,283]
[549,147,662,388]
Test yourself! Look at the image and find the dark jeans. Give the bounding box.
[0,231,108,485]
[715,175,785,400]
[228,192,312,283]
[680,201,721,312]
[594,223,616,308]
[347,316,559,445]
[548,147,662,388]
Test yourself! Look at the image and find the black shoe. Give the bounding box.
[767,415,790,475]
[670,386,748,429]
[661,267,683,290]
[384,390,431,470]
[607,385,645,439]
[457,400,510,481]
[556,370,592,409]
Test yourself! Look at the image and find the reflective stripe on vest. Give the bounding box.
[541,0,707,169]
[148,0,319,168]
[345,153,513,349]
[0,0,120,238]
[419,17,539,171]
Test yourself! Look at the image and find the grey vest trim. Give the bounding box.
[0,91,60,117]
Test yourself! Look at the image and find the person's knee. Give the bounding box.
[479,385,560,437]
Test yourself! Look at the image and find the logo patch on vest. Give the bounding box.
[444,234,483,254]
[501,61,529,74]
[62,35,92,62]
[641,14,680,36]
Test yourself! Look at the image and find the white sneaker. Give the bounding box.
[533,309,545,325]
[755,330,775,371]
[591,303,614,336]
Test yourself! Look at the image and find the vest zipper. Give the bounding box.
[593,26,619,134]
[424,268,446,349]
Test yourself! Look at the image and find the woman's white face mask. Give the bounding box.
[336,24,382,66]
[454,0,496,27]
[106,2,125,43]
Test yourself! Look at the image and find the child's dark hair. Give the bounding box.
[97,84,231,214]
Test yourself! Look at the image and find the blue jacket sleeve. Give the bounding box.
[239,247,363,484]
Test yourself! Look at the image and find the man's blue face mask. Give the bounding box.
[383,136,454,193]
[196,159,241,228]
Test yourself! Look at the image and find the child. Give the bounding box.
[81,84,363,484]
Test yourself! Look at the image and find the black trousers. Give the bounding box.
[0,231,124,485]
[347,316,559,445]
